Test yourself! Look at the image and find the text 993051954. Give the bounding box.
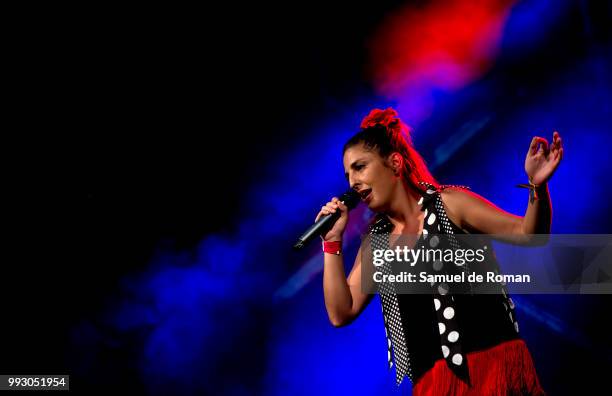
[0,375,69,391]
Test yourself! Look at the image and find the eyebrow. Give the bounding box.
[344,158,367,180]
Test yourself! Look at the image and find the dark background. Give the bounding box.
[3,1,611,395]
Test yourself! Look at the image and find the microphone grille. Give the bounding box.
[340,189,360,210]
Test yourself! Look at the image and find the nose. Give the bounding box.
[349,174,361,191]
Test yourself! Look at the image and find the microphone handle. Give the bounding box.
[293,211,341,250]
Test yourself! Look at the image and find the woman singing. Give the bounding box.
[316,108,563,395]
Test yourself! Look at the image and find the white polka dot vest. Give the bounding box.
[369,182,521,386]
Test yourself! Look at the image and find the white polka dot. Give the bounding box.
[442,345,450,357]
[427,189,435,194]
[438,322,446,334]
[452,354,463,365]
[433,260,443,271]
[514,321,520,333]
[418,197,424,205]
[424,208,428,217]
[429,235,439,247]
[422,229,428,239]
[443,307,455,319]
[438,283,448,295]
[448,331,459,342]
[434,298,441,311]
[437,224,441,231]
[428,213,436,225]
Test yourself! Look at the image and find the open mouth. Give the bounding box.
[359,188,372,202]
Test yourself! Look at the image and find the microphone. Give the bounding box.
[293,189,361,250]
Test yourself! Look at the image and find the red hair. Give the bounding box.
[344,107,440,194]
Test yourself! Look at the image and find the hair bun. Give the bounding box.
[360,107,399,129]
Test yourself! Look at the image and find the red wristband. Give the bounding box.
[322,240,342,255]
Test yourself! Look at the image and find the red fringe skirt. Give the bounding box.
[412,339,546,396]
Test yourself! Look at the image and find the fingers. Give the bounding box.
[315,197,346,221]
[315,209,324,222]
[315,206,332,222]
[316,202,334,222]
[325,201,344,213]
[528,131,563,166]
[550,131,564,161]
[529,136,539,154]
[537,137,549,155]
[529,135,551,156]
[553,131,562,149]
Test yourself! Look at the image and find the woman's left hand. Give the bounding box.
[524,131,564,185]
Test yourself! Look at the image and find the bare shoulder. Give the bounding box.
[439,186,522,235]
[439,186,479,231]
[439,186,478,204]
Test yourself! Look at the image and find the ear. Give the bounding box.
[387,152,403,175]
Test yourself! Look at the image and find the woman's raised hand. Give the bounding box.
[315,197,349,242]
[525,131,564,185]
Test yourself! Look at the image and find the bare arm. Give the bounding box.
[323,245,375,327]
[440,187,550,245]
[521,183,551,235]
[520,132,562,236]
[316,196,375,327]
[440,131,563,245]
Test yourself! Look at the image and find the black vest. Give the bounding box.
[370,183,520,384]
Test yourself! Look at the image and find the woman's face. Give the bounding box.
[343,143,400,212]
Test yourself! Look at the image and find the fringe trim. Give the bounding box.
[412,339,546,396]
